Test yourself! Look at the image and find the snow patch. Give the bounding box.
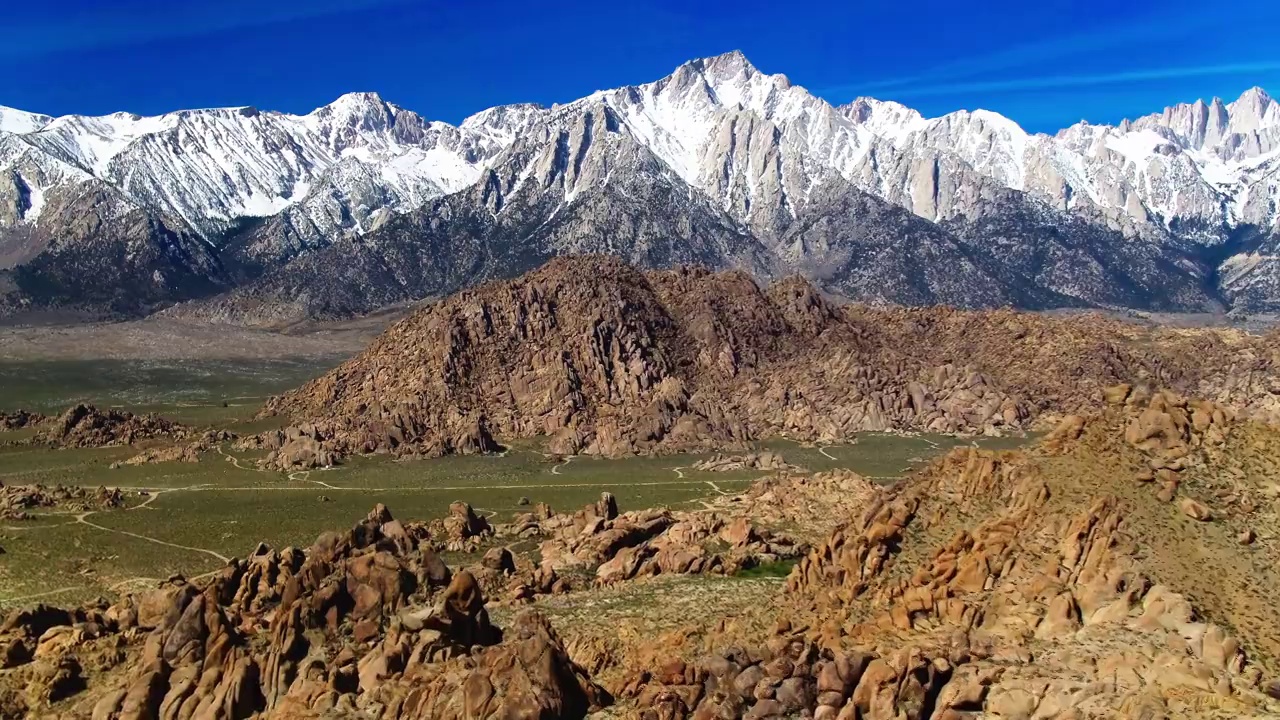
[1104,129,1169,166]
[0,106,52,134]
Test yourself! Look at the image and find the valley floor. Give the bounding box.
[0,350,1031,607]
[0,312,399,361]
[0,429,1025,608]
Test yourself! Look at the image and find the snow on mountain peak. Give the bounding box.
[0,106,54,134]
[307,92,398,137]
[1234,86,1274,108]
[459,103,545,147]
[691,50,758,78]
[316,91,391,115]
[1227,86,1277,132]
[1,51,1276,258]
[690,50,795,111]
[840,98,927,146]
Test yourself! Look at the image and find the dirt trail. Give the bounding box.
[216,445,273,473]
[218,444,341,489]
[550,456,575,476]
[108,568,223,594]
[129,489,172,510]
[0,586,83,604]
[818,447,837,460]
[288,469,340,489]
[2,565,228,606]
[75,511,230,563]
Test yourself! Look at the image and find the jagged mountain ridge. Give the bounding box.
[1,52,1277,319]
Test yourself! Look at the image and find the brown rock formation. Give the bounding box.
[0,410,45,431]
[6,385,1280,719]
[257,257,1280,464]
[0,504,608,719]
[493,492,804,593]
[34,403,190,448]
[624,389,1280,719]
[111,430,236,467]
[690,451,801,473]
[0,482,124,520]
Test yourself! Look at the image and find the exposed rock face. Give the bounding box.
[235,424,341,471]
[259,257,1280,463]
[0,410,45,431]
[691,451,800,473]
[0,181,229,318]
[0,482,123,520]
[623,390,1280,719]
[110,430,236,467]
[34,403,190,448]
[5,393,1280,718]
[0,504,609,719]
[496,493,804,594]
[357,610,609,719]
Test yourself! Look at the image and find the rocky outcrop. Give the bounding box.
[110,430,236,467]
[235,424,341,471]
[0,504,609,719]
[623,389,1280,719]
[426,501,494,552]
[0,482,123,520]
[5,385,1280,718]
[239,417,498,470]
[691,451,801,473]
[0,410,45,431]
[423,479,867,608]
[260,259,1280,465]
[500,493,804,590]
[356,610,609,719]
[33,403,191,448]
[256,259,1039,462]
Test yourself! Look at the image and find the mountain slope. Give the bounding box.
[259,256,1280,464]
[1,53,1276,321]
[174,103,774,323]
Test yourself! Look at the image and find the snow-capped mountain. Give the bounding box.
[0,107,52,135]
[1,92,508,235]
[2,51,1277,321]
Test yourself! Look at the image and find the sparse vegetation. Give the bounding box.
[733,558,797,579]
[0,358,1029,605]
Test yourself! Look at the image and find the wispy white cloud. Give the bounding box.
[862,17,1196,91]
[0,0,412,58]
[880,62,1280,99]
[818,7,1256,100]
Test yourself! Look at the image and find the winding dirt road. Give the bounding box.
[75,511,230,563]
[550,456,575,475]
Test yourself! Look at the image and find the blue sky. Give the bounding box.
[3,0,1278,133]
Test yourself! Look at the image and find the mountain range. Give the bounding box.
[2,51,1277,323]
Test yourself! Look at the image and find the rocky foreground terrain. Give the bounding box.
[257,256,1280,467]
[3,383,1280,718]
